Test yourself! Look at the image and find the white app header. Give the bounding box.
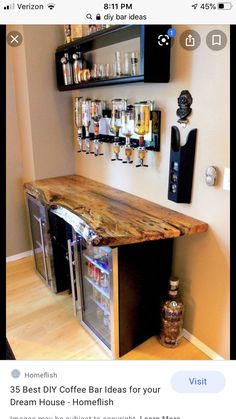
[0,0,236,24]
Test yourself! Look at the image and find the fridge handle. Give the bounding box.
[33,214,49,284]
[74,235,85,311]
[67,239,77,316]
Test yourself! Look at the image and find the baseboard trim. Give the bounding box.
[183,329,224,360]
[6,250,33,263]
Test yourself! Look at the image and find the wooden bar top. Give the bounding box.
[25,175,208,247]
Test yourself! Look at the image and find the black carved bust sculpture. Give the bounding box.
[176,90,193,124]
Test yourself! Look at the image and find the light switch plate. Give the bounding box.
[223,167,230,191]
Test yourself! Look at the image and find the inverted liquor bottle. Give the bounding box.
[81,99,92,154]
[159,277,184,348]
[91,100,105,157]
[134,101,151,167]
[110,99,127,161]
[121,106,135,164]
[74,97,84,152]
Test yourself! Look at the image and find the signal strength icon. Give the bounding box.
[4,3,15,10]
[47,3,55,10]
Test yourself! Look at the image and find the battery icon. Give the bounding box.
[218,2,233,9]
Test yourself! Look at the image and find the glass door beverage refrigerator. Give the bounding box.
[26,193,57,292]
[50,207,173,359]
[26,193,72,294]
[75,236,118,355]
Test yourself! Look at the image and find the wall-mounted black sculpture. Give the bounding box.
[168,126,197,203]
[176,90,193,127]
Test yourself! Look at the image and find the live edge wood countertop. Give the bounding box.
[24,175,208,247]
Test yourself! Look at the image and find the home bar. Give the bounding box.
[6,23,230,360]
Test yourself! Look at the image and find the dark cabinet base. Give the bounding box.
[48,210,73,293]
[118,239,173,357]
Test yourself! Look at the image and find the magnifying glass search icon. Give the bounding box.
[86,13,93,19]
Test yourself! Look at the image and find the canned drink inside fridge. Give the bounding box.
[100,272,109,289]
[101,295,109,310]
[97,308,103,320]
[92,288,100,303]
[94,267,101,284]
[87,261,94,278]
[103,313,110,328]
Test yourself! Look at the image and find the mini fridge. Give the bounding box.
[73,235,118,355]
[26,193,71,293]
[26,193,57,292]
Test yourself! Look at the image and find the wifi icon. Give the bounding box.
[47,3,55,10]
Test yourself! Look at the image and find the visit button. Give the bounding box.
[171,371,225,393]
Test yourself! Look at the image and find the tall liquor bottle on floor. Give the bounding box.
[160,277,184,348]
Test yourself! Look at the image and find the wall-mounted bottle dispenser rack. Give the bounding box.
[74,97,162,168]
[90,109,161,151]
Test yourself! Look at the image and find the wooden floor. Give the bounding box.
[6,257,209,361]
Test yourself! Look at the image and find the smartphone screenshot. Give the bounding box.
[1,1,234,418]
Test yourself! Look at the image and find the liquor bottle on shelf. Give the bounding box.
[72,51,83,84]
[64,25,72,43]
[71,25,83,40]
[159,276,184,348]
[88,25,97,35]
[60,53,73,85]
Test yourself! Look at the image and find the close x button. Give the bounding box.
[7,31,23,47]
[171,371,225,393]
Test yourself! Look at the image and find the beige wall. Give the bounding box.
[6,47,31,256]
[22,25,75,179]
[74,25,230,358]
[6,25,75,256]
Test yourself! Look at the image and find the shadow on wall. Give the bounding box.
[172,228,229,357]
[171,25,194,83]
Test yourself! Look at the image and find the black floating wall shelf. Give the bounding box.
[168,126,197,204]
[55,25,171,91]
